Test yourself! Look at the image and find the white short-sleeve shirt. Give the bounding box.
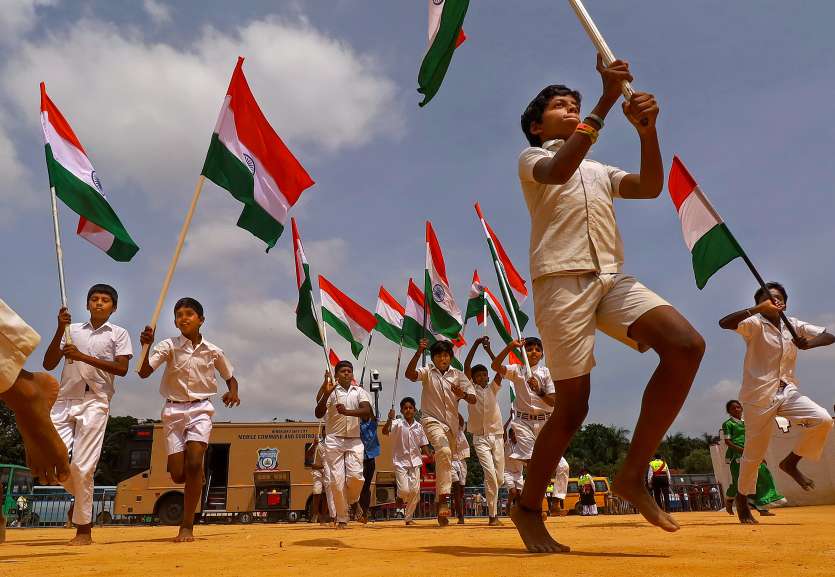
[505,364,555,414]
[59,321,132,401]
[149,335,233,402]
[519,139,628,280]
[455,425,471,460]
[324,383,371,438]
[735,315,825,406]
[389,418,429,468]
[467,376,503,436]
[417,364,476,436]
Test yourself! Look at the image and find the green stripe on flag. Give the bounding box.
[374,316,402,345]
[417,0,469,107]
[297,265,322,346]
[692,223,743,289]
[322,308,364,358]
[424,271,462,339]
[45,145,139,262]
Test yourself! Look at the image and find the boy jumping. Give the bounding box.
[513,56,705,552]
[138,297,240,542]
[42,284,132,545]
[719,282,834,523]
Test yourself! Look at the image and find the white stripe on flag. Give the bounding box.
[41,111,99,194]
[321,290,370,343]
[678,186,722,252]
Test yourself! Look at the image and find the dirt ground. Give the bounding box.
[2,506,834,577]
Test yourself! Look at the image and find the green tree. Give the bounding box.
[682,448,713,474]
[95,415,139,485]
[0,404,25,466]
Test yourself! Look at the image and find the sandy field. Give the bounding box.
[2,506,833,577]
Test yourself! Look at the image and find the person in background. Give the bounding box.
[358,410,381,524]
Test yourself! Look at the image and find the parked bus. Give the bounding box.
[0,464,34,524]
[114,421,395,524]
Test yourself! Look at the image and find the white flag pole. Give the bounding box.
[49,186,73,363]
[135,175,206,372]
[358,333,374,386]
[567,0,636,100]
[494,258,532,380]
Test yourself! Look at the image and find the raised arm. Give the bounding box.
[615,91,662,199]
[795,331,835,350]
[464,336,489,379]
[404,338,428,382]
[382,408,395,435]
[137,326,157,379]
[42,308,71,371]
[719,300,781,330]
[314,371,334,419]
[491,338,524,377]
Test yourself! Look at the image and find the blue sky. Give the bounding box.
[3,0,835,435]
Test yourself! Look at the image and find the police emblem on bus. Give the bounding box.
[243,153,256,175]
[257,448,279,470]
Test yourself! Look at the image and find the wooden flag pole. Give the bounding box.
[49,186,73,363]
[135,175,206,372]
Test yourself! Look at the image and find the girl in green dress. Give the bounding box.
[722,400,786,515]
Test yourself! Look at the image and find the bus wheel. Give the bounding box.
[96,511,113,526]
[236,512,253,525]
[157,493,184,526]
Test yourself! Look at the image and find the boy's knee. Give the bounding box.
[659,327,705,362]
[436,446,452,462]
[184,457,203,478]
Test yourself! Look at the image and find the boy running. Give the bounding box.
[503,418,524,506]
[451,413,470,524]
[463,336,505,526]
[383,396,430,525]
[42,284,132,545]
[138,297,241,542]
[314,361,373,528]
[405,339,476,526]
[719,282,834,523]
[306,432,331,524]
[514,56,705,552]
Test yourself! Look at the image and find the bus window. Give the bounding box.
[567,481,579,493]
[0,468,10,494]
[12,470,33,494]
[594,480,608,493]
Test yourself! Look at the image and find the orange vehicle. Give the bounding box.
[563,476,611,514]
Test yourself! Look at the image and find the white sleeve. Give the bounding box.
[735,316,758,341]
[795,319,826,340]
[214,349,234,381]
[604,163,629,198]
[540,368,555,395]
[114,327,133,358]
[358,388,372,405]
[518,147,551,182]
[504,364,522,385]
[416,366,430,384]
[417,423,429,447]
[148,339,171,370]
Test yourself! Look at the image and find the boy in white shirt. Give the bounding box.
[405,338,476,526]
[463,336,505,526]
[513,58,706,552]
[492,337,555,465]
[314,360,373,528]
[503,419,524,505]
[138,297,240,542]
[451,413,470,524]
[719,282,834,524]
[306,432,330,524]
[383,396,430,525]
[42,284,132,546]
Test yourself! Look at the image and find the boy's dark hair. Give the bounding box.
[524,336,543,349]
[87,284,118,307]
[429,340,454,359]
[754,282,787,304]
[726,399,741,413]
[521,84,582,146]
[334,360,353,372]
[400,396,416,410]
[174,297,204,318]
[471,364,488,377]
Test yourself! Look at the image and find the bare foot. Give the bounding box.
[1,371,69,484]
[510,504,569,553]
[779,456,815,491]
[734,494,758,524]
[758,509,776,517]
[173,527,195,542]
[67,533,93,546]
[612,474,679,532]
[456,517,465,525]
[405,520,416,526]
[724,499,734,515]
[336,522,348,530]
[488,517,502,526]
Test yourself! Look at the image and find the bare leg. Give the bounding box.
[0,513,5,544]
[779,452,815,490]
[167,452,186,484]
[0,370,69,484]
[310,494,321,523]
[612,306,705,533]
[454,485,465,524]
[513,375,589,553]
[436,495,450,526]
[724,498,734,515]
[175,442,206,542]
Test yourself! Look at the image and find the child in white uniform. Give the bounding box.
[383,396,430,525]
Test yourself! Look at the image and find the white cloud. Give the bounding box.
[0,112,37,220]
[0,0,54,44]
[142,0,172,25]
[1,15,401,210]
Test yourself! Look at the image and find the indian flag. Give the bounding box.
[668,156,744,289]
[466,270,522,365]
[375,286,405,345]
[425,221,463,339]
[474,203,528,330]
[292,218,322,346]
[202,57,314,251]
[465,269,486,326]
[40,83,139,262]
[402,278,464,368]
[418,0,469,107]
[320,275,377,359]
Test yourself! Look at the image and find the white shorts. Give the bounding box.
[451,459,468,485]
[504,460,524,491]
[0,299,41,393]
[533,273,669,381]
[311,468,326,495]
[161,399,214,455]
[510,417,546,461]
